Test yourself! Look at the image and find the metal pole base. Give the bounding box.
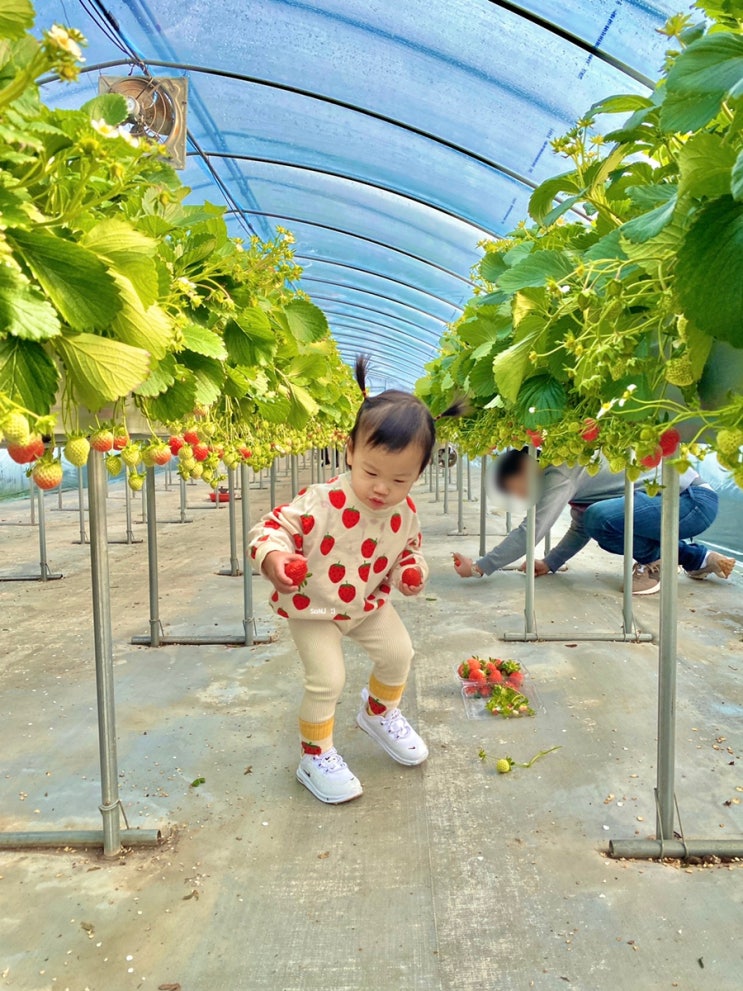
[108,536,143,545]
[217,567,243,577]
[608,838,743,861]
[447,527,469,537]
[501,630,654,643]
[0,829,161,850]
[0,571,63,582]
[131,632,275,647]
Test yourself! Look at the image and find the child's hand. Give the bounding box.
[263,551,306,593]
[452,553,474,577]
[400,579,423,597]
[400,566,424,596]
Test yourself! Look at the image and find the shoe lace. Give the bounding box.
[314,748,347,774]
[380,708,412,741]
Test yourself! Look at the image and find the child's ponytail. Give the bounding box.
[354,354,370,398]
[435,397,467,421]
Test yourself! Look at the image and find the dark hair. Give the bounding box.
[347,355,462,473]
[494,447,530,493]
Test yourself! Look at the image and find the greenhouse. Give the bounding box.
[1,0,742,988]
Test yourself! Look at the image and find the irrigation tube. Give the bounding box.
[0,829,160,851]
[657,460,680,840]
[609,839,743,860]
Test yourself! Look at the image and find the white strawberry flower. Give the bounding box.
[48,24,84,60]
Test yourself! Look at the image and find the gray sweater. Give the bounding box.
[475,461,700,575]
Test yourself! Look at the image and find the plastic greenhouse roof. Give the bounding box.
[39,0,683,389]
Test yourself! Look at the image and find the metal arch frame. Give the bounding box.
[311,296,442,335]
[333,344,424,381]
[294,256,465,312]
[192,151,497,240]
[222,209,477,287]
[299,278,453,324]
[483,1,656,88]
[321,310,439,350]
[338,354,420,385]
[329,324,435,366]
[50,58,585,209]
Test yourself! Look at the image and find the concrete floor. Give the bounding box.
[1,463,741,991]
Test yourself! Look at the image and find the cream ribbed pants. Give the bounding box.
[288,605,413,752]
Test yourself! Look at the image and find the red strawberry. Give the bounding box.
[406,496,416,512]
[301,741,322,756]
[390,512,401,533]
[526,429,544,447]
[641,446,662,469]
[192,442,210,462]
[367,696,386,716]
[363,599,375,612]
[31,458,63,490]
[463,685,479,697]
[580,418,600,443]
[152,445,171,466]
[342,507,360,529]
[358,562,371,581]
[402,567,422,587]
[285,558,308,586]
[480,685,492,697]
[373,555,389,574]
[90,429,114,453]
[264,519,281,530]
[300,513,315,535]
[329,488,346,509]
[293,593,310,610]
[507,671,524,689]
[379,582,391,595]
[659,428,681,457]
[333,613,351,622]
[293,533,304,552]
[361,537,377,558]
[239,446,252,460]
[320,534,335,556]
[8,437,43,464]
[183,429,200,444]
[468,668,486,684]
[168,435,185,456]
[277,607,289,618]
[338,582,356,603]
[328,562,346,584]
[113,430,129,451]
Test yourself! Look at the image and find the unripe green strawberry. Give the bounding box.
[64,435,90,467]
[496,758,512,774]
[2,411,30,445]
[608,456,625,474]
[716,429,743,460]
[128,471,145,491]
[585,460,601,476]
[31,457,63,490]
[191,463,203,478]
[120,444,141,467]
[178,444,193,462]
[664,355,695,387]
[626,465,642,482]
[105,454,122,477]
[141,445,158,467]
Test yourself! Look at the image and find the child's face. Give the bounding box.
[346,436,423,510]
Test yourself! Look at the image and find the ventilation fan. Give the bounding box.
[98,76,187,169]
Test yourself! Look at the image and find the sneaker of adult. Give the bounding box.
[356,689,429,766]
[296,747,363,804]
[685,551,736,582]
[631,560,661,595]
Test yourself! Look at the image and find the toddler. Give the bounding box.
[249,358,459,803]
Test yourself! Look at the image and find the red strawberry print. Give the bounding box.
[379,582,391,595]
[377,599,386,608]
[271,591,279,603]
[320,534,335,556]
[361,537,378,558]
[373,555,389,574]
[342,507,360,529]
[285,558,309,586]
[273,504,288,518]
[402,567,422,587]
[250,547,257,560]
[298,487,307,496]
[328,562,346,584]
[277,607,289,618]
[329,488,346,509]
[302,741,322,755]
[293,533,304,551]
[400,555,416,567]
[333,613,351,622]
[293,593,310,610]
[257,535,269,543]
[265,518,281,530]
[367,696,386,715]
[338,582,356,603]
[364,599,375,612]
[300,513,315,534]
[406,495,416,512]
[328,476,339,484]
[358,562,371,581]
[390,512,402,533]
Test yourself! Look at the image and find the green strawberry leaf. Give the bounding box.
[0,0,34,39]
[134,352,178,397]
[55,333,151,410]
[180,322,227,360]
[80,93,128,126]
[179,351,224,406]
[661,33,743,132]
[8,228,121,331]
[676,196,743,348]
[284,299,329,343]
[678,132,737,201]
[0,264,60,340]
[514,374,566,428]
[109,274,173,360]
[479,252,508,284]
[143,368,198,422]
[492,317,544,403]
[82,219,159,307]
[528,171,581,225]
[497,250,574,293]
[0,337,58,413]
[731,149,743,203]
[619,195,677,243]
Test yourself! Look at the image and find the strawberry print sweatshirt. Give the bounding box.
[249,472,428,622]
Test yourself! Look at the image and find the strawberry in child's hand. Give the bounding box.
[284,558,308,587]
[320,534,335,556]
[342,507,360,529]
[328,562,345,584]
[402,567,422,587]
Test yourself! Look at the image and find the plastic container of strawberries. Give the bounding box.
[455,656,541,720]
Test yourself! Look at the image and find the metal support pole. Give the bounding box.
[291,454,298,498]
[87,450,122,858]
[608,838,743,860]
[76,468,88,544]
[141,483,146,523]
[258,468,264,490]
[443,446,449,514]
[467,456,472,501]
[219,468,240,576]
[145,466,161,648]
[57,444,63,509]
[310,449,316,485]
[37,489,50,581]
[29,474,36,526]
[457,453,464,532]
[434,454,441,503]
[179,476,188,523]
[656,460,680,841]
[479,454,487,558]
[124,468,136,543]
[319,449,326,483]
[0,830,160,850]
[622,462,636,638]
[428,461,433,492]
[523,445,538,637]
[544,528,552,555]
[270,459,277,508]
[241,461,255,645]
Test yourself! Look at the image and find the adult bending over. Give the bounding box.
[453,448,735,595]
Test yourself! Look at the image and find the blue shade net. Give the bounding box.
[39,0,681,388]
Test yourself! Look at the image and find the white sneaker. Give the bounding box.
[356,689,429,766]
[296,747,363,804]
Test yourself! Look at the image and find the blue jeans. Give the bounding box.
[582,486,718,571]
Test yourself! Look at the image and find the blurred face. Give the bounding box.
[346,436,423,510]
[501,459,531,500]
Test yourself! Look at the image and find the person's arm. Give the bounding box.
[389,515,429,595]
[474,468,577,576]
[248,493,316,591]
[543,506,591,572]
